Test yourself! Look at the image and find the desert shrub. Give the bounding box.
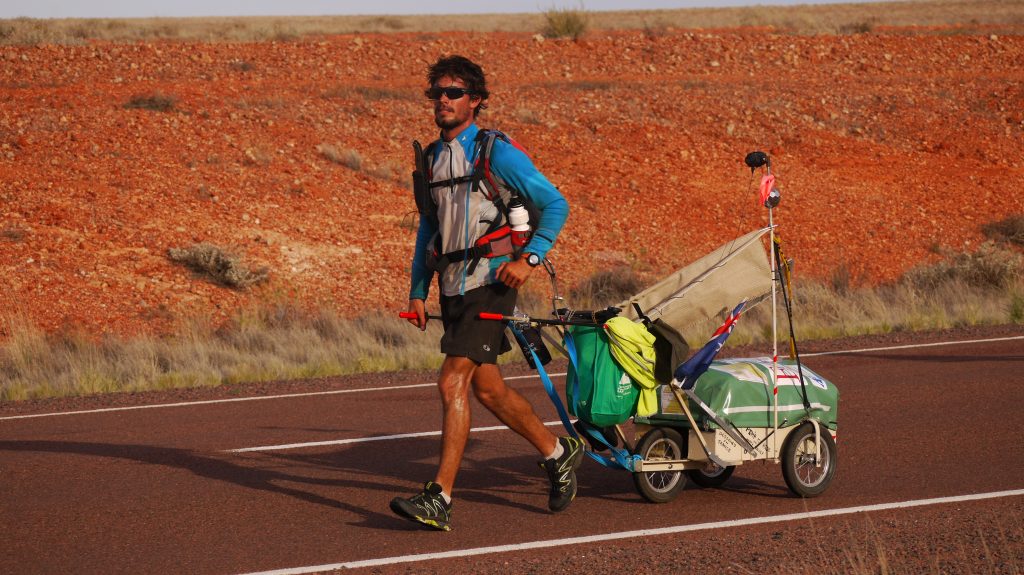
[982,214,1024,248]
[321,85,412,101]
[839,19,877,34]
[268,23,299,42]
[1,227,26,242]
[317,143,362,170]
[542,5,589,40]
[354,86,411,100]
[1010,292,1024,324]
[569,265,646,308]
[514,107,543,125]
[828,263,854,295]
[167,243,269,289]
[567,80,614,91]
[229,59,254,72]
[903,241,1022,291]
[0,21,17,42]
[362,16,406,31]
[368,159,405,182]
[0,17,65,45]
[124,92,177,112]
[243,146,272,166]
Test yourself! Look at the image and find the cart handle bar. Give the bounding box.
[399,311,598,326]
[398,311,443,321]
[478,312,600,326]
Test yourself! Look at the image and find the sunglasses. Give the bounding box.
[425,86,476,101]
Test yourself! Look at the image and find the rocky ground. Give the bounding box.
[1,25,1022,338]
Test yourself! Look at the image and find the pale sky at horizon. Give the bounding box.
[0,0,880,20]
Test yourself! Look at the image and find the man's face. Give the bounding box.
[431,75,479,132]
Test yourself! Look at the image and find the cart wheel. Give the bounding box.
[632,427,686,503]
[781,422,837,498]
[685,462,735,488]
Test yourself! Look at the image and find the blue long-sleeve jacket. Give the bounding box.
[409,123,568,300]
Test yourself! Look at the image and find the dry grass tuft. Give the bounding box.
[1,227,27,242]
[982,214,1024,248]
[317,143,363,170]
[904,241,1022,292]
[124,92,178,112]
[569,265,646,309]
[167,243,269,289]
[542,4,589,40]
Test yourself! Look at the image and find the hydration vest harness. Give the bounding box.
[412,129,538,275]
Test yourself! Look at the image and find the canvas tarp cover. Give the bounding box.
[619,227,773,332]
[646,358,839,430]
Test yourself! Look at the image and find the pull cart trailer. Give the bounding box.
[489,151,839,503]
[409,151,840,503]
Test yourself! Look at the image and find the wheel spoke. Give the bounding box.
[794,438,828,486]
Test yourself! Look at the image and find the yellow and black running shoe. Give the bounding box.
[389,481,452,531]
[539,436,585,512]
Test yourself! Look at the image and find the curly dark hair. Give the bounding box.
[425,55,489,117]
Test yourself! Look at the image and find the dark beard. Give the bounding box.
[434,114,461,130]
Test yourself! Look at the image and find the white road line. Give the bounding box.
[226,420,565,453]
[0,373,566,422]
[3,334,1021,422]
[801,335,1024,357]
[239,488,1024,575]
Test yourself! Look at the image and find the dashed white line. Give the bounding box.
[226,420,565,453]
[238,488,1024,574]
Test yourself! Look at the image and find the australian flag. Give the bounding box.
[673,300,747,390]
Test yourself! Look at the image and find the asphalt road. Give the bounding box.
[1,334,1022,574]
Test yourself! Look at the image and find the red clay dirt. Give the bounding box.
[1,27,1023,338]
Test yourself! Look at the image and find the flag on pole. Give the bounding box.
[758,174,776,207]
[673,300,747,389]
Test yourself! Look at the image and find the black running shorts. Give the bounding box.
[439,282,516,364]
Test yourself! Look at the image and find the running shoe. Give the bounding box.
[539,436,585,512]
[389,481,452,532]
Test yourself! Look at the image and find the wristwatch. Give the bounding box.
[525,253,541,267]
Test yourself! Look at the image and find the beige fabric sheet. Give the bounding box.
[619,227,773,331]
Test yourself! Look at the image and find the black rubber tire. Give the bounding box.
[781,422,837,498]
[632,427,686,503]
[685,462,735,488]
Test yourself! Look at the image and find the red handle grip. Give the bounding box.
[398,312,419,319]
[478,312,506,321]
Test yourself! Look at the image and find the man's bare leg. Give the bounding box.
[433,355,478,495]
[472,363,558,456]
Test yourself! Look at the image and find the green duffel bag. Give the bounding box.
[566,325,639,427]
